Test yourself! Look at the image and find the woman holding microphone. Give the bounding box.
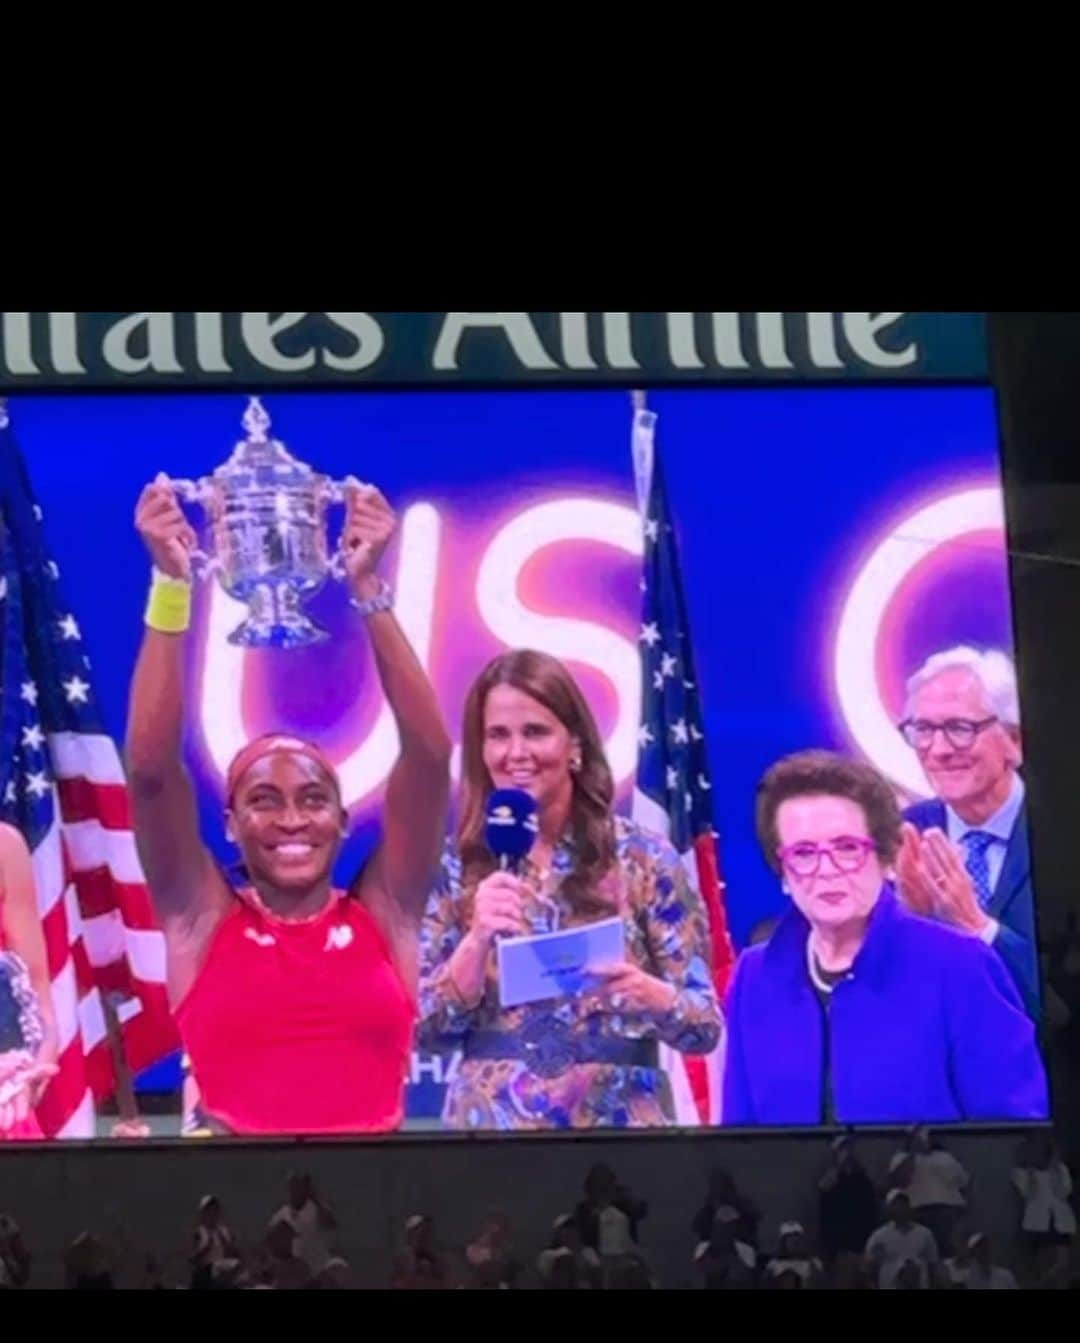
[126,475,450,1135]
[419,648,720,1130]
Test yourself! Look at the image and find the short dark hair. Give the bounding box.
[755,750,902,874]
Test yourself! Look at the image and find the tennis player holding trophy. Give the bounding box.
[125,398,450,1135]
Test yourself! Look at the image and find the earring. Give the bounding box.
[570,755,582,774]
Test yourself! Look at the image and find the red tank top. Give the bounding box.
[175,889,415,1135]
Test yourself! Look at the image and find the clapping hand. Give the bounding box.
[895,824,988,935]
[896,823,936,917]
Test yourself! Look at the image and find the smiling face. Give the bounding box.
[481,684,579,825]
[776,794,885,937]
[227,752,345,893]
[908,667,1021,818]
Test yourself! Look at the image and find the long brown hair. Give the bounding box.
[458,650,616,919]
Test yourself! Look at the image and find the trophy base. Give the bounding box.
[226,585,329,650]
[226,618,330,650]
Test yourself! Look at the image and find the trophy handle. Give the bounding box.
[326,475,363,583]
[324,474,364,505]
[163,476,217,582]
[188,548,219,582]
[328,549,348,582]
[167,475,212,505]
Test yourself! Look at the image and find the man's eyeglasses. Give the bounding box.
[898,717,998,752]
[777,836,877,879]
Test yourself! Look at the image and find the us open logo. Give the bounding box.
[833,484,1009,799]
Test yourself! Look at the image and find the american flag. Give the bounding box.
[630,393,735,1126]
[0,401,177,1139]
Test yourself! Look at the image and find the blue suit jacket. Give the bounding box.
[903,797,1040,1020]
[722,886,1048,1126]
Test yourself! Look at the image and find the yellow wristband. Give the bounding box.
[145,568,192,634]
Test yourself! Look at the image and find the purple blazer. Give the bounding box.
[722,886,1048,1126]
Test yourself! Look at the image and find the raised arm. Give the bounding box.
[125,479,230,1001]
[346,486,451,990]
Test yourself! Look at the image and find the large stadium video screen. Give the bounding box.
[0,386,1048,1140]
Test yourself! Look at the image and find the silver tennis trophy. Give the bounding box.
[170,397,356,649]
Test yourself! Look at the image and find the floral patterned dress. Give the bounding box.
[0,913,46,1142]
[418,815,721,1130]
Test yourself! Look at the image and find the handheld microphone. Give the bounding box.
[484,788,539,875]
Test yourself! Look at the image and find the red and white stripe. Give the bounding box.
[632,789,729,1126]
[631,397,735,1128]
[33,732,176,1139]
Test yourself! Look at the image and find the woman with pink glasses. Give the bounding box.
[722,750,1047,1126]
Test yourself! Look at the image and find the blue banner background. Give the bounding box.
[8,385,1011,1116]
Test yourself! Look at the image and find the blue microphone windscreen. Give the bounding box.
[484,788,539,864]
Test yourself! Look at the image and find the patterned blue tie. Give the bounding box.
[960,831,996,911]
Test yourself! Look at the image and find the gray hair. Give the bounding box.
[904,646,1020,728]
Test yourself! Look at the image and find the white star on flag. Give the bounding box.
[631,394,737,1130]
[32,504,43,521]
[21,724,45,752]
[63,675,90,704]
[2,403,183,1142]
[698,773,712,791]
[637,725,655,748]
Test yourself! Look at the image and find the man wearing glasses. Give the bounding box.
[896,647,1037,1018]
